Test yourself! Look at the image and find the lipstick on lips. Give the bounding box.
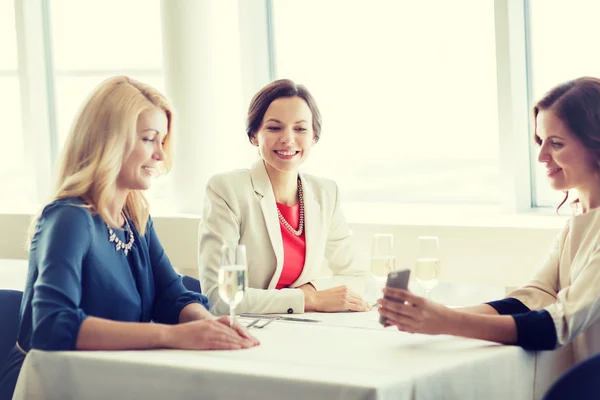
[274,149,300,160]
[546,167,562,177]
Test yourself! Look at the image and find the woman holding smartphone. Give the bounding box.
[378,76,600,362]
[198,79,370,316]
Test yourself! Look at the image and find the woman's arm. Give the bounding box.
[459,298,531,315]
[76,317,169,350]
[298,283,370,312]
[146,216,210,324]
[456,304,500,315]
[504,227,567,310]
[449,312,517,344]
[377,288,518,343]
[77,315,257,351]
[540,247,600,347]
[146,214,259,345]
[378,287,560,350]
[31,204,92,351]
[179,302,212,323]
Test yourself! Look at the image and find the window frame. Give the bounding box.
[263,0,543,212]
[6,0,559,214]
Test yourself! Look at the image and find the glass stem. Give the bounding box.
[230,306,236,328]
[424,290,431,301]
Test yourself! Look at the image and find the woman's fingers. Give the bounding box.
[382,288,425,307]
[344,288,372,312]
[378,298,418,318]
[378,309,420,333]
[313,285,371,312]
[207,336,246,350]
[215,317,260,346]
[378,302,418,323]
[213,318,255,343]
[344,292,367,311]
[173,319,258,351]
[232,322,261,345]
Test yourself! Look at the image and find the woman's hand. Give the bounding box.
[165,317,260,350]
[377,287,456,335]
[299,284,371,312]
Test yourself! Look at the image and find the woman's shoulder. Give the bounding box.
[34,197,95,240]
[569,207,600,242]
[206,169,254,200]
[208,168,252,187]
[41,197,93,222]
[301,172,338,195]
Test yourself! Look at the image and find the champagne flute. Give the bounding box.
[414,236,440,300]
[371,233,396,283]
[218,244,248,327]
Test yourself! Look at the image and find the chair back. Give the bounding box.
[0,290,23,368]
[181,275,201,294]
[543,352,600,400]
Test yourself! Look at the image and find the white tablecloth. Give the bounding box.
[13,311,536,400]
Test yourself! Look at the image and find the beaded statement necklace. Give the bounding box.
[107,213,134,255]
[277,178,304,236]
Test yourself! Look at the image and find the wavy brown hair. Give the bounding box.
[533,77,600,211]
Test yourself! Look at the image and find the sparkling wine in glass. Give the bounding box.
[218,244,248,327]
[414,236,440,300]
[371,234,396,282]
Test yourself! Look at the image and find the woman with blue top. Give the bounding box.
[378,76,600,362]
[0,76,259,400]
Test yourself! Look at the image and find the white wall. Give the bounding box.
[0,210,562,289]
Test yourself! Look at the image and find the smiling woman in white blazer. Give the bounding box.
[198,79,370,315]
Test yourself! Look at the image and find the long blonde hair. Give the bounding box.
[28,76,175,244]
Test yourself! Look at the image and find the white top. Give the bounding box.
[509,206,600,362]
[198,160,369,315]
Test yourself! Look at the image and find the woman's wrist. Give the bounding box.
[299,284,317,311]
[179,302,213,323]
[442,307,464,336]
[155,323,174,349]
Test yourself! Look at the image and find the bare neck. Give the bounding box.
[107,188,129,227]
[575,180,600,213]
[265,163,299,206]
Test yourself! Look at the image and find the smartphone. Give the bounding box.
[379,269,411,325]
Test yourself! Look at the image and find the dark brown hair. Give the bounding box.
[246,79,322,143]
[533,77,600,211]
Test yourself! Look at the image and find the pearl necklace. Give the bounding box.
[277,178,304,236]
[107,214,134,255]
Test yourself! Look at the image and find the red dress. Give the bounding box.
[275,202,306,289]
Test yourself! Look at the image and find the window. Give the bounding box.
[49,0,170,208]
[528,0,600,208]
[271,0,500,205]
[0,1,36,210]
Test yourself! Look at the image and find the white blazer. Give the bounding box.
[198,160,368,315]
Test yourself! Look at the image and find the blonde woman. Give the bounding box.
[0,77,258,400]
[198,79,370,315]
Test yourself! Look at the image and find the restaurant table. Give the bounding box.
[13,310,536,400]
